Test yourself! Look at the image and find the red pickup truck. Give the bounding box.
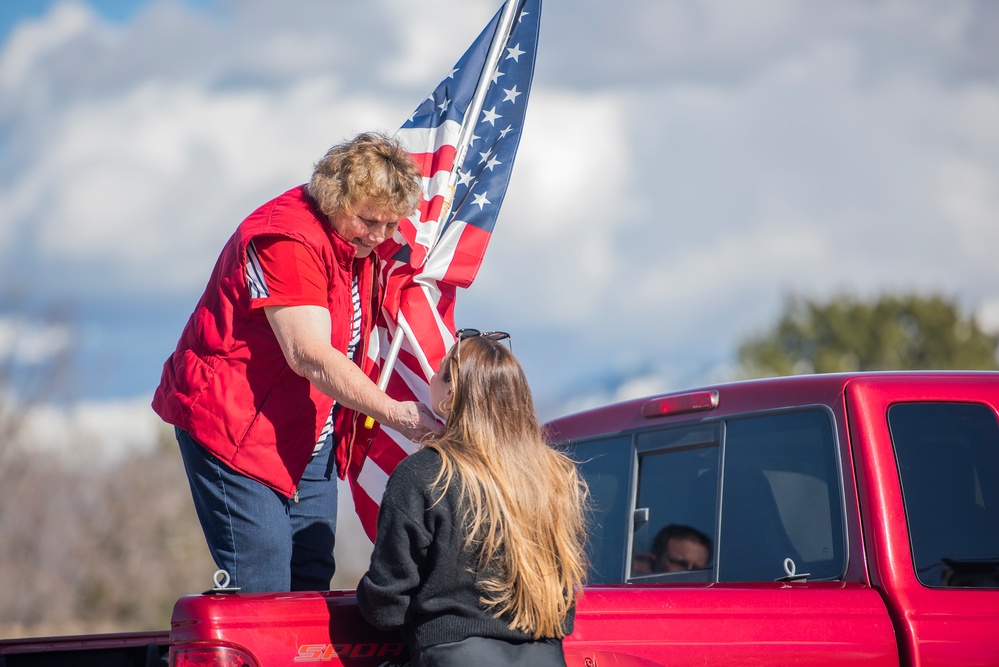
[3,371,998,666]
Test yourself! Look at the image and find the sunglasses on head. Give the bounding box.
[456,328,511,344]
[453,328,512,371]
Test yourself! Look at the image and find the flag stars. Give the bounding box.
[437,96,451,116]
[502,85,521,104]
[505,43,525,62]
[481,107,501,125]
[490,67,505,85]
[478,148,502,171]
[457,169,473,187]
[471,192,491,210]
[498,125,513,139]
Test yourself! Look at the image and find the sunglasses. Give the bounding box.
[456,328,511,344]
[453,328,512,372]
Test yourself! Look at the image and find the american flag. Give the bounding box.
[344,0,541,540]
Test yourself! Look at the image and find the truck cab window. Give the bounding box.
[889,402,999,589]
[719,410,844,582]
[572,435,632,583]
[573,411,844,584]
[630,426,720,582]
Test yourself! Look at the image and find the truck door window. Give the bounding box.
[719,410,844,582]
[571,435,632,584]
[888,402,999,589]
[630,426,720,582]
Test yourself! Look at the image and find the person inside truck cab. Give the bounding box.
[357,331,589,666]
[633,524,713,575]
[653,524,713,572]
[152,132,443,593]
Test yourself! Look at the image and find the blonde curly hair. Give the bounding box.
[307,132,422,219]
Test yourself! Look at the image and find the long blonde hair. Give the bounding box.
[428,336,588,639]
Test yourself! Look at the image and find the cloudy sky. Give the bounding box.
[2,0,998,424]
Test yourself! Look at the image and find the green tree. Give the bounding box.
[738,293,999,378]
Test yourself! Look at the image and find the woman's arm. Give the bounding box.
[264,304,441,441]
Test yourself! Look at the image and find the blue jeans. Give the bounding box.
[177,427,338,592]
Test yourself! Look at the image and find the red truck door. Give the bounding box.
[563,405,898,666]
[847,375,999,667]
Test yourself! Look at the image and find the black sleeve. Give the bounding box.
[356,458,434,631]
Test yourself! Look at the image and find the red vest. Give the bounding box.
[152,186,381,497]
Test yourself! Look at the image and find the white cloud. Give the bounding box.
[939,157,999,264]
[32,78,344,284]
[13,395,162,463]
[0,315,72,364]
[959,87,999,151]
[0,0,97,90]
[937,87,999,267]
[454,88,633,330]
[378,1,496,86]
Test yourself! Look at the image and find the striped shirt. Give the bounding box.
[315,276,361,453]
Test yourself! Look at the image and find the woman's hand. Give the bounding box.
[389,401,445,442]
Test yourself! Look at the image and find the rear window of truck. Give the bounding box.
[569,408,846,584]
[889,402,999,589]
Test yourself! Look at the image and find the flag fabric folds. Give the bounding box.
[344,0,541,540]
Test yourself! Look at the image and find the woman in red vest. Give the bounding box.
[153,132,442,592]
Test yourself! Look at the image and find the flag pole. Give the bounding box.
[364,0,522,429]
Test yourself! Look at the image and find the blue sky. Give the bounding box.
[2,0,999,426]
[0,0,196,41]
